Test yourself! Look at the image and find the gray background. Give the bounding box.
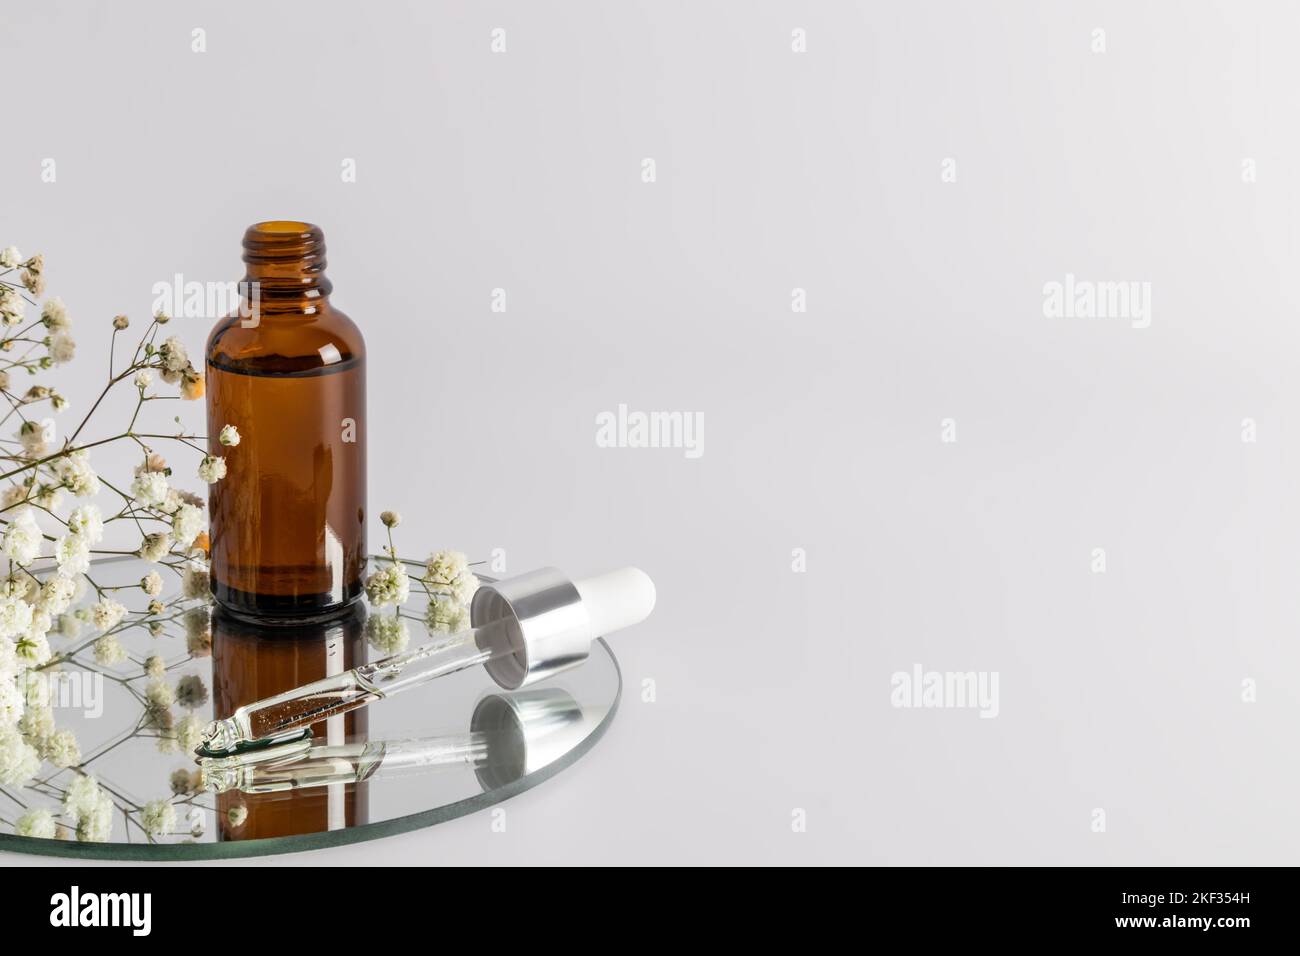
[3,0,1298,865]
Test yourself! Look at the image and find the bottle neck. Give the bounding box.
[241,221,333,314]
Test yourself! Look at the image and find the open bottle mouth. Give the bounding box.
[241,220,332,297]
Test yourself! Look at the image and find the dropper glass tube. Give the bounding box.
[201,688,591,795]
[199,622,509,755]
[202,735,493,794]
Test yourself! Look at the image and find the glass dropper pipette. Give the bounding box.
[197,566,654,757]
[200,689,594,795]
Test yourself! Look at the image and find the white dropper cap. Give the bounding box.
[575,567,656,639]
[471,566,656,690]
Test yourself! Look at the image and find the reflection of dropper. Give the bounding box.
[197,567,653,757]
[201,689,596,795]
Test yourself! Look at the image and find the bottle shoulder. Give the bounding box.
[206,303,365,374]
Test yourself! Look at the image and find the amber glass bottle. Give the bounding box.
[206,221,366,622]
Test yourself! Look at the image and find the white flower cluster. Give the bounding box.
[63,774,114,843]
[423,550,480,604]
[363,544,480,647]
[0,245,239,843]
[125,460,208,551]
[140,799,177,839]
[365,613,410,654]
[422,550,479,634]
[155,335,205,400]
[364,561,410,608]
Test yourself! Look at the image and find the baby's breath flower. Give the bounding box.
[181,560,209,599]
[48,332,76,365]
[57,612,82,638]
[134,368,153,389]
[426,593,471,634]
[130,471,170,508]
[63,774,100,816]
[53,608,80,639]
[112,314,129,330]
[0,676,22,726]
[184,607,211,656]
[145,680,174,710]
[0,287,24,326]
[54,450,99,497]
[0,725,40,786]
[43,728,81,768]
[138,531,172,562]
[197,455,226,483]
[30,608,52,638]
[158,336,189,373]
[450,574,479,604]
[175,674,208,709]
[2,507,42,565]
[141,800,177,839]
[423,551,479,602]
[365,561,410,608]
[67,503,103,543]
[91,599,127,633]
[380,510,400,528]
[17,418,55,456]
[37,575,77,617]
[1,577,37,603]
[170,767,201,796]
[144,653,166,679]
[0,246,21,269]
[141,570,163,596]
[31,484,62,511]
[172,503,204,548]
[136,452,167,474]
[14,808,56,839]
[0,597,34,640]
[147,599,164,616]
[179,367,204,400]
[154,310,171,324]
[78,796,114,842]
[174,487,203,509]
[0,483,27,510]
[424,550,468,586]
[365,614,410,654]
[41,296,70,331]
[175,714,204,753]
[18,700,53,742]
[92,632,127,665]
[20,252,44,288]
[219,424,240,446]
[55,533,91,576]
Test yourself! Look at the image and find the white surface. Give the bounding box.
[2,1,1298,865]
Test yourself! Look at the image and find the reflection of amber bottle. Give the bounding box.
[206,221,366,622]
[211,605,370,840]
